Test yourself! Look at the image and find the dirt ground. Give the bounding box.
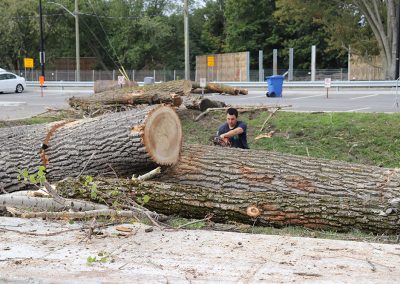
[0,217,399,283]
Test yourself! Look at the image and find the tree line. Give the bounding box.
[0,0,397,78]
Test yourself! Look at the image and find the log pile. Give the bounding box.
[0,105,182,193]
[69,80,192,111]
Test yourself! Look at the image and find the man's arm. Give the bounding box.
[219,127,244,139]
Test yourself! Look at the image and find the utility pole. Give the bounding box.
[184,0,189,80]
[39,0,45,79]
[74,0,80,81]
[396,3,400,79]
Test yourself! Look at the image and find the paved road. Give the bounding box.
[211,88,400,113]
[1,87,400,120]
[0,87,93,120]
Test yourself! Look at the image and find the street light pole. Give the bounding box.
[39,0,45,79]
[48,1,80,81]
[184,0,189,80]
[74,0,80,81]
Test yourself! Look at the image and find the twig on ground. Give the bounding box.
[259,108,280,132]
[0,220,115,237]
[15,209,142,219]
[132,167,161,181]
[177,214,213,229]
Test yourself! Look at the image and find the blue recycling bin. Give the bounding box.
[266,75,284,97]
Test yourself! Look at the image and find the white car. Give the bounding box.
[0,71,27,93]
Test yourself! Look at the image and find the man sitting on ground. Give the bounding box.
[217,108,249,149]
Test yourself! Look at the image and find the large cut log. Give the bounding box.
[69,80,192,110]
[192,82,248,95]
[0,105,182,193]
[56,144,400,234]
[183,95,226,111]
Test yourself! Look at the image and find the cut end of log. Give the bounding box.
[246,205,261,217]
[143,106,182,165]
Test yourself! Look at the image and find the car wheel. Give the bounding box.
[15,84,24,93]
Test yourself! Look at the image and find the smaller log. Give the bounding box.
[192,82,248,95]
[183,95,226,111]
[69,80,192,111]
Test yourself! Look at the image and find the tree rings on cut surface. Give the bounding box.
[143,105,182,165]
[246,206,261,217]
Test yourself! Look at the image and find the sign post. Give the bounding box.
[118,76,126,88]
[324,78,331,99]
[200,78,207,96]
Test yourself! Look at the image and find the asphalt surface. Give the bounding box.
[1,87,400,120]
[0,87,93,120]
[211,88,400,113]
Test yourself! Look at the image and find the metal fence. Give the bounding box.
[13,69,349,82]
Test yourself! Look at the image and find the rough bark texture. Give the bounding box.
[56,144,400,234]
[0,105,182,193]
[69,80,192,110]
[183,95,226,111]
[94,80,139,93]
[192,82,248,95]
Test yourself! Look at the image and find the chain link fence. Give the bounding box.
[13,69,349,82]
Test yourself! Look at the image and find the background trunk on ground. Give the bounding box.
[69,80,192,110]
[192,82,248,95]
[94,80,139,93]
[57,144,400,234]
[183,95,226,111]
[0,106,182,193]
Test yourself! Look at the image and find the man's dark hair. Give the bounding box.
[227,108,238,118]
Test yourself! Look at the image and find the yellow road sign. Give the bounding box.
[24,58,34,68]
[207,56,215,67]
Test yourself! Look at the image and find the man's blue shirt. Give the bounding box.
[217,121,249,149]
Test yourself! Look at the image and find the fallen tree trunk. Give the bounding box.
[56,145,400,234]
[0,105,182,193]
[192,82,248,95]
[69,80,192,110]
[183,95,226,111]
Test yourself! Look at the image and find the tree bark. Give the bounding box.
[56,144,400,234]
[192,82,248,95]
[183,95,226,111]
[0,105,182,193]
[69,80,192,110]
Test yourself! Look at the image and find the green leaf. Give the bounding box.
[29,175,37,184]
[142,195,151,204]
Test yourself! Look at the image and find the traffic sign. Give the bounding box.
[207,56,215,67]
[200,78,207,88]
[118,76,126,86]
[324,78,332,88]
[24,58,34,68]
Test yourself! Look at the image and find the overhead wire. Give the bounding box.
[87,0,129,79]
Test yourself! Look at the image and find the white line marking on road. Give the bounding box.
[0,102,26,107]
[236,95,266,100]
[346,107,371,112]
[290,94,326,100]
[350,94,381,100]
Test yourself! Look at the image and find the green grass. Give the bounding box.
[180,110,400,168]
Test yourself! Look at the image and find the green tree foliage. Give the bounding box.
[0,0,384,72]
